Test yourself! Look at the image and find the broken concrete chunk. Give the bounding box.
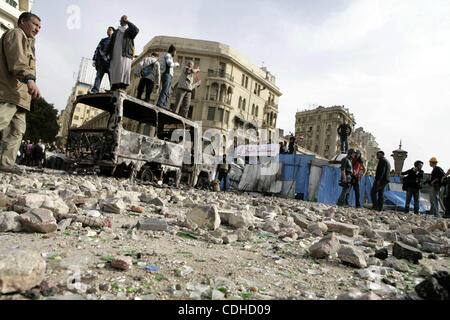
[392,242,423,264]
[0,249,46,294]
[137,219,168,231]
[186,205,221,231]
[324,221,360,237]
[0,211,23,232]
[309,232,341,259]
[338,245,367,268]
[19,208,58,233]
[99,198,125,214]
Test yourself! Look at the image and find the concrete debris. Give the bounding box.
[309,233,341,259]
[393,242,423,264]
[19,208,58,233]
[0,212,23,232]
[137,219,168,231]
[338,245,367,268]
[324,221,360,237]
[0,169,449,301]
[0,249,46,294]
[186,205,221,231]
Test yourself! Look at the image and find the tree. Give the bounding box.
[23,98,59,143]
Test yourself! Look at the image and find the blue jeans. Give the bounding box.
[429,185,441,216]
[92,62,110,93]
[157,74,173,107]
[340,136,349,153]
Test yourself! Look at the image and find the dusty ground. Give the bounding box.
[0,169,449,300]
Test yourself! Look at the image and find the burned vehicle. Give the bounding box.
[65,91,216,187]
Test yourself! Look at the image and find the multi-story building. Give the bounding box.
[295,106,356,159]
[295,105,380,167]
[0,0,33,36]
[127,36,282,151]
[57,57,110,143]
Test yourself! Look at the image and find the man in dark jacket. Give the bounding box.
[371,151,391,211]
[91,26,114,93]
[108,15,139,91]
[217,155,231,191]
[401,161,424,214]
[337,149,357,206]
[425,157,445,216]
[337,119,352,154]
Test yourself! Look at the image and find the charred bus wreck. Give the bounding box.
[65,91,217,187]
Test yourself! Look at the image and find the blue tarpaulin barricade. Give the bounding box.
[279,154,315,200]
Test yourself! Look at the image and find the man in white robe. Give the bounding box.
[108,15,139,91]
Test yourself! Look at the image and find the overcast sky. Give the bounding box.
[32,0,450,171]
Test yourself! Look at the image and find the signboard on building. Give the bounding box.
[236,144,279,157]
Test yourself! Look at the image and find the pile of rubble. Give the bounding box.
[0,169,449,300]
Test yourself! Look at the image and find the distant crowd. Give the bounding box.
[16,140,61,168]
[337,145,450,219]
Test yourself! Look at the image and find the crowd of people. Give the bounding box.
[337,149,450,219]
[91,16,201,119]
[16,140,60,168]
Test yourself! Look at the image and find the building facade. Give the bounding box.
[295,106,380,169]
[57,57,110,142]
[127,36,282,152]
[0,0,33,36]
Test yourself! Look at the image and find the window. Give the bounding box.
[309,127,313,132]
[245,77,249,89]
[238,97,242,109]
[251,104,255,115]
[207,107,215,121]
[315,145,319,153]
[242,99,246,111]
[74,116,79,121]
[77,91,83,95]
[194,58,200,67]
[241,75,245,86]
[157,113,184,141]
[225,110,230,124]
[216,108,224,122]
[255,106,259,117]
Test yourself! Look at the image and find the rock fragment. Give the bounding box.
[338,245,367,268]
[19,208,57,233]
[392,242,423,264]
[186,205,221,231]
[309,233,341,259]
[0,250,46,294]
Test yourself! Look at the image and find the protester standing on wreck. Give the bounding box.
[108,15,139,91]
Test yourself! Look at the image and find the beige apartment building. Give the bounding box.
[295,106,380,169]
[127,36,282,149]
[0,0,33,36]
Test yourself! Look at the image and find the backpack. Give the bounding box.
[141,61,155,77]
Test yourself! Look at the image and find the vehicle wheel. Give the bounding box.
[140,168,154,183]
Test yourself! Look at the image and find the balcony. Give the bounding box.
[208,69,234,82]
